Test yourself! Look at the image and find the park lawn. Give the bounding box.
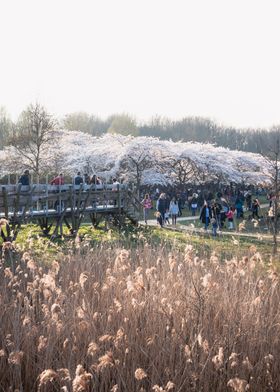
[149,225,275,261]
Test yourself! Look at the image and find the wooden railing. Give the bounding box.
[0,183,142,239]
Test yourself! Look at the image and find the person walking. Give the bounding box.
[226,207,235,230]
[200,201,211,230]
[235,197,244,219]
[190,194,198,216]
[252,198,260,220]
[211,201,221,236]
[156,193,166,227]
[169,196,179,225]
[141,194,152,224]
[164,209,171,225]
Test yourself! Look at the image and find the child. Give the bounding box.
[141,193,152,224]
[155,211,163,227]
[164,209,170,225]
[226,207,235,230]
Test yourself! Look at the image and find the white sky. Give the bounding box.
[0,0,280,128]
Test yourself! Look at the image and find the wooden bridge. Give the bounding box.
[0,183,142,240]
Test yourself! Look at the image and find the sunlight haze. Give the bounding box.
[1,0,279,128]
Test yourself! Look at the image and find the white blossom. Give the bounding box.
[0,130,271,186]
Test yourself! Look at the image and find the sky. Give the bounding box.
[0,0,280,128]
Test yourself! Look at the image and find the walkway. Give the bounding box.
[139,203,277,241]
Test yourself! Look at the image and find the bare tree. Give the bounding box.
[0,106,12,149]
[9,103,56,182]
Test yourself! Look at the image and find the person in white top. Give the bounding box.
[169,197,179,225]
[112,178,120,191]
[111,178,120,206]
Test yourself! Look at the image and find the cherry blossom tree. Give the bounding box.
[0,131,271,188]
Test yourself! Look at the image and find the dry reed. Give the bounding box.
[0,241,280,391]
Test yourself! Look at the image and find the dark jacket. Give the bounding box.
[157,198,166,213]
[74,175,83,185]
[211,204,221,221]
[200,205,212,223]
[18,174,29,186]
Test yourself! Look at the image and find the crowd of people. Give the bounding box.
[50,172,104,186]
[141,187,274,236]
[17,170,276,235]
[18,170,104,187]
[17,170,122,212]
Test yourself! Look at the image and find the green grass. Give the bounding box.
[148,225,274,259]
[1,213,277,265]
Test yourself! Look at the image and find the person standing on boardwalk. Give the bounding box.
[74,171,83,185]
[18,170,30,186]
[50,173,65,210]
[112,178,120,191]
[112,178,120,206]
[141,193,152,224]
[84,173,90,185]
[50,173,64,185]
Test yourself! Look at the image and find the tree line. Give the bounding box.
[1,105,280,154]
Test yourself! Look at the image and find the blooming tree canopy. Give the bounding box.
[0,130,271,186]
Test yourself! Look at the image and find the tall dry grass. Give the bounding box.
[0,240,280,391]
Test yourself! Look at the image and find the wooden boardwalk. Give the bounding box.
[0,183,141,240]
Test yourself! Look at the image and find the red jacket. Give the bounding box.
[50,176,64,185]
[226,210,234,219]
